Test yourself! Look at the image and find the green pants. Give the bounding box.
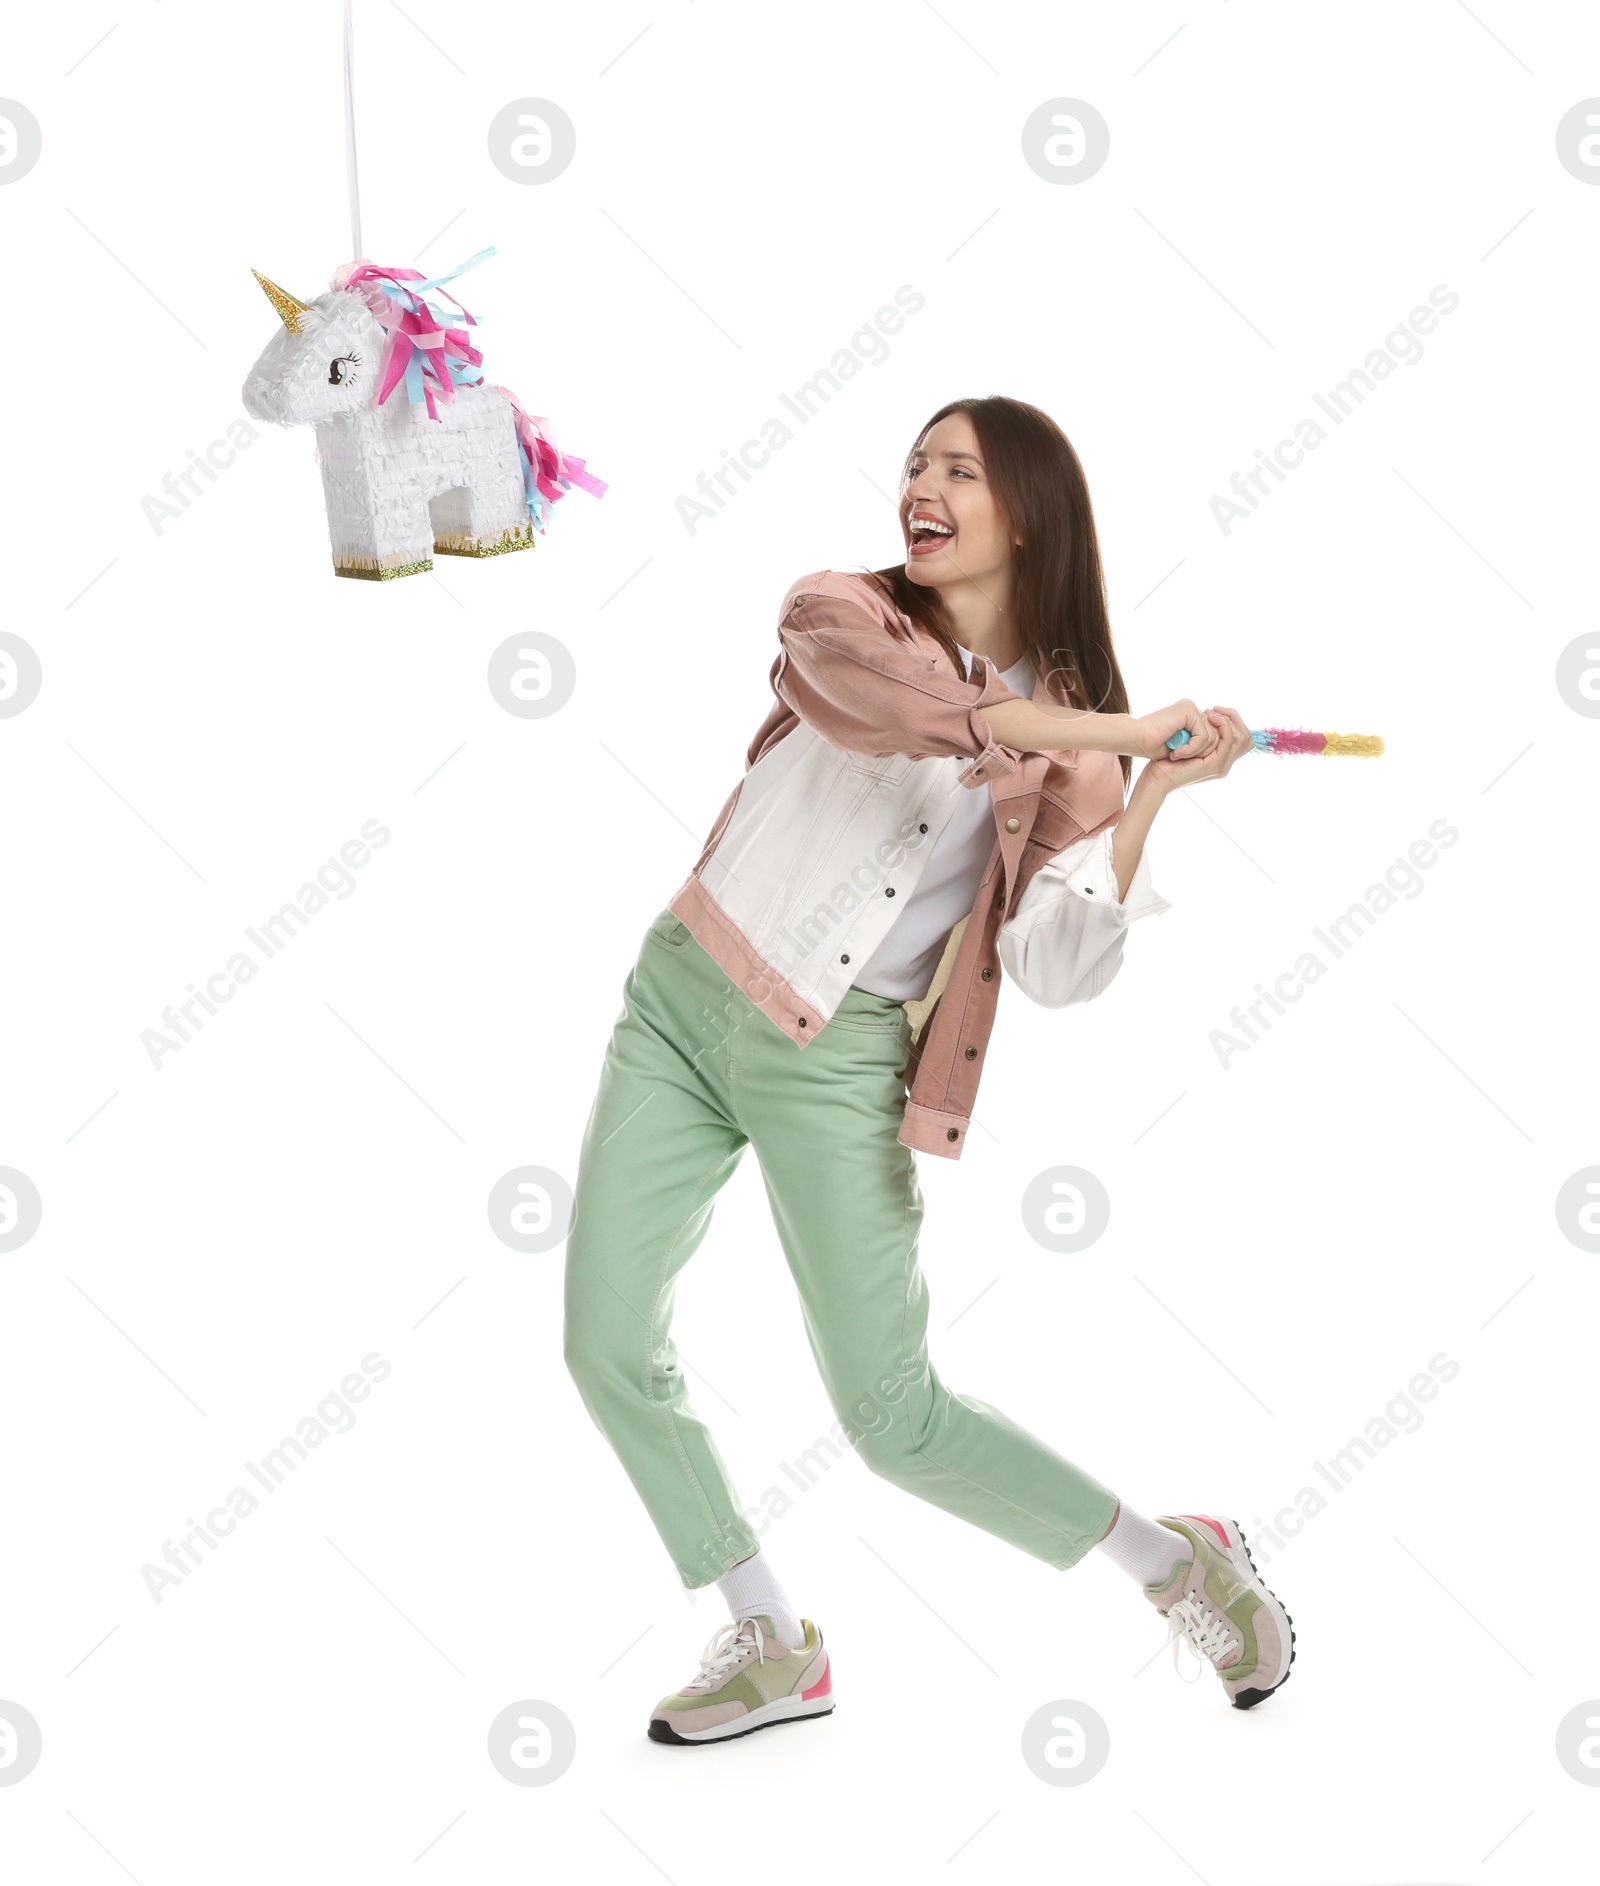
[563,909,1119,1588]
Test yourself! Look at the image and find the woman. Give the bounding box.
[563,396,1294,1745]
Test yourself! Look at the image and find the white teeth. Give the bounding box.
[912,517,953,535]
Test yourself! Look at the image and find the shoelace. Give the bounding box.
[684,1618,766,1692]
[1165,1594,1239,1683]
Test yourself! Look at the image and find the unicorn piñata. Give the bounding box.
[241,248,605,581]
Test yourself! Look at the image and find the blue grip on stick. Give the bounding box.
[1168,726,1272,752]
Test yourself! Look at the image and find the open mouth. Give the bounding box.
[908,512,955,557]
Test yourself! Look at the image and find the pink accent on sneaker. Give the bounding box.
[1179,1514,1232,1550]
[801,1658,833,1700]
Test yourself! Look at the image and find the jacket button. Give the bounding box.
[919,823,928,834]
[981,967,993,981]
[798,1017,807,1027]
[972,767,983,777]
[946,1128,959,1141]
[840,953,850,963]
[885,887,895,898]
[1005,817,1020,833]
[964,1046,977,1060]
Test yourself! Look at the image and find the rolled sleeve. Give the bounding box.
[998,829,1171,1008]
[1057,827,1171,924]
[775,577,1030,785]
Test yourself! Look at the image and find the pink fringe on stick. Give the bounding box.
[1259,727,1327,754]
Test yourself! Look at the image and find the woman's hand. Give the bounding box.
[1140,706,1256,790]
[1128,699,1221,762]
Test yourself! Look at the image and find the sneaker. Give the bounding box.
[648,1614,833,1745]
[1145,1514,1295,1709]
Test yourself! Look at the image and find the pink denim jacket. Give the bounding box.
[668,570,1133,1159]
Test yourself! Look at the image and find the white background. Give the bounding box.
[3,3,1597,1881]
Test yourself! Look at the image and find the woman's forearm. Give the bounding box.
[1110,767,1170,900]
[983,696,1137,756]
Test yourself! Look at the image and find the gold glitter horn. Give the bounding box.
[252,269,313,335]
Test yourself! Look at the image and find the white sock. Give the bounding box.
[716,1551,805,1649]
[1094,1503,1189,1590]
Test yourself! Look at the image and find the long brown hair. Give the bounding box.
[865,395,1131,785]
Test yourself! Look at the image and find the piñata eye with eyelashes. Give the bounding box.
[328,352,361,387]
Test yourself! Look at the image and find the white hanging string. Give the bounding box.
[343,0,363,260]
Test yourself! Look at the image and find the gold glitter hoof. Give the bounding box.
[433,526,538,559]
[334,555,434,581]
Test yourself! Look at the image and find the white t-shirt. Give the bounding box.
[852,642,1037,1002]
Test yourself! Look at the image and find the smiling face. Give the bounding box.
[899,411,1019,596]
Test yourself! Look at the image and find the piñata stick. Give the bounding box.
[1166,726,1384,758]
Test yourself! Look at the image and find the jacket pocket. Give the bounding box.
[845,751,918,787]
[1031,756,1126,849]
